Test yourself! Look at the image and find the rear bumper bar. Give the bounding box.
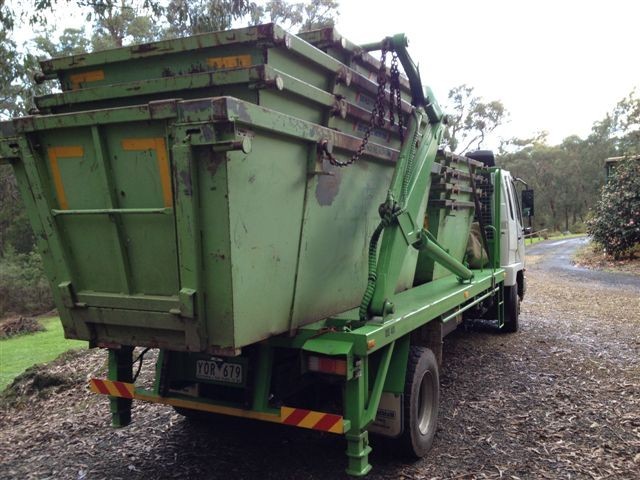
[89,378,347,434]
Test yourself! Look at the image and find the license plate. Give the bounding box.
[195,359,243,384]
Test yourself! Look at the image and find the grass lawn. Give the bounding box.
[0,317,85,391]
[526,232,586,245]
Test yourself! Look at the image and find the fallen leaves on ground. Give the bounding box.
[1,259,638,479]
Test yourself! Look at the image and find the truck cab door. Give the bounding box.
[499,171,524,286]
[511,180,526,266]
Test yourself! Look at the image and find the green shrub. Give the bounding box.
[587,158,640,259]
[0,248,53,316]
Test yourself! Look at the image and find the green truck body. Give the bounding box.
[0,24,528,476]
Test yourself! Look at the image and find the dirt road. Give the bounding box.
[1,239,639,479]
[527,236,640,290]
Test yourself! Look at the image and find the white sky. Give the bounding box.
[336,0,640,145]
[9,0,640,146]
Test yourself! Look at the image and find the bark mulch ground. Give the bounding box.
[1,263,638,479]
[573,243,640,276]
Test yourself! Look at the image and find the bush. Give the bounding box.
[587,158,640,259]
[0,316,45,338]
[0,248,53,317]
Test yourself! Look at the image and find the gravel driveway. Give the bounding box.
[1,239,639,479]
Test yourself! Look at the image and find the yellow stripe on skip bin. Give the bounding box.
[122,137,173,207]
[206,54,252,70]
[48,146,84,210]
[69,70,105,90]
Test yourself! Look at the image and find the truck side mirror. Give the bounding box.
[521,189,534,217]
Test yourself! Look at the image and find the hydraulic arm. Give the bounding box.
[359,35,473,320]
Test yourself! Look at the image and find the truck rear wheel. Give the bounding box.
[502,285,520,333]
[400,346,439,457]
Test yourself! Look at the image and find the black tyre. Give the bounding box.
[502,285,520,333]
[400,346,439,458]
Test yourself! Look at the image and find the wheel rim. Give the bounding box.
[417,370,435,435]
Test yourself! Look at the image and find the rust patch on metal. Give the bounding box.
[200,124,215,142]
[179,167,193,196]
[188,63,207,74]
[40,60,54,73]
[315,162,341,206]
[206,150,226,176]
[131,43,158,54]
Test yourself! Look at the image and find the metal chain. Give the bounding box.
[326,39,404,167]
[389,51,404,143]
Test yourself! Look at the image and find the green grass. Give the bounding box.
[0,317,85,391]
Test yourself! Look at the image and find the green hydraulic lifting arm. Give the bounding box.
[359,34,474,321]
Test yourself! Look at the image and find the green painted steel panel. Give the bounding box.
[290,159,392,328]
[226,136,307,346]
[415,154,478,284]
[1,25,480,354]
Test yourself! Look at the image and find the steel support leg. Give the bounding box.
[345,430,372,477]
[252,344,274,412]
[108,346,134,427]
[344,356,372,476]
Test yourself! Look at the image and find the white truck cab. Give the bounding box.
[499,169,526,290]
[466,150,531,333]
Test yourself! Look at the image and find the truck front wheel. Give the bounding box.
[400,346,439,457]
[502,285,520,333]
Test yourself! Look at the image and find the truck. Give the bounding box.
[0,24,531,476]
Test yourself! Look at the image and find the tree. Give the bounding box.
[611,89,640,155]
[587,158,640,259]
[88,0,163,49]
[164,0,260,37]
[261,0,338,31]
[164,0,338,37]
[0,166,36,256]
[0,30,26,119]
[443,84,507,154]
[0,0,14,30]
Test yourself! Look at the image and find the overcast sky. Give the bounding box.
[336,0,640,145]
[9,0,640,147]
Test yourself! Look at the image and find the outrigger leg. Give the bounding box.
[343,342,395,476]
[344,355,372,476]
[107,346,134,427]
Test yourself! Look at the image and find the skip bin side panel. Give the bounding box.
[259,90,324,125]
[266,48,330,92]
[198,149,235,348]
[7,137,81,337]
[55,46,265,92]
[290,157,392,327]
[226,133,308,347]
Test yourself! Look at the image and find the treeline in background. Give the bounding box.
[1,1,638,317]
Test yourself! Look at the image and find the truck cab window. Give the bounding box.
[506,180,515,220]
[511,180,524,225]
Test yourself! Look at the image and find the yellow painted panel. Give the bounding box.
[206,54,252,69]
[47,146,84,210]
[122,137,173,207]
[69,70,105,90]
